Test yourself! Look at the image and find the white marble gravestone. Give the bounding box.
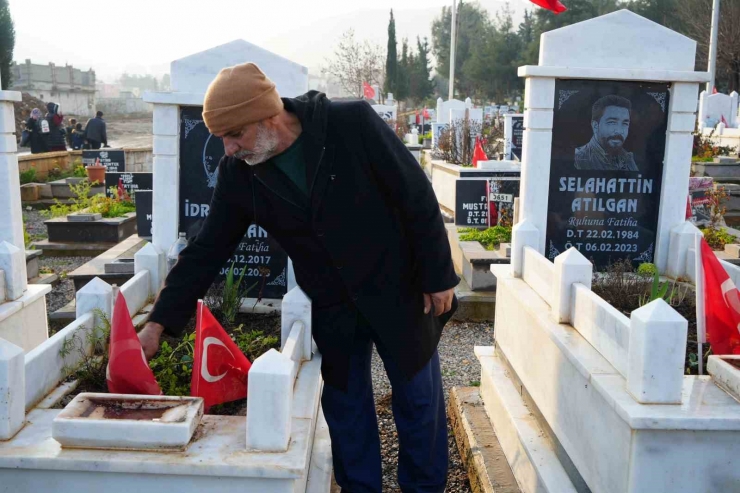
[514,9,707,273]
[171,39,308,97]
[698,90,738,129]
[0,91,51,353]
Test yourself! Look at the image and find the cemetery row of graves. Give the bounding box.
[1,9,740,493]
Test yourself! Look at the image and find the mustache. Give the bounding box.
[606,135,625,143]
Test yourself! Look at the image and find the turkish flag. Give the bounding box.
[423,108,430,119]
[721,115,729,126]
[191,301,252,409]
[472,136,488,168]
[415,111,420,125]
[700,238,740,354]
[528,0,567,13]
[713,87,719,94]
[106,294,162,395]
[686,195,692,220]
[363,82,375,99]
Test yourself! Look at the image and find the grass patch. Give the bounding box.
[458,225,512,250]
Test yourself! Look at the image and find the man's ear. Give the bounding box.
[591,120,598,136]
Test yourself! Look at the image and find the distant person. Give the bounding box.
[71,123,87,150]
[25,108,49,154]
[574,95,638,172]
[43,102,67,152]
[65,118,77,148]
[84,111,108,150]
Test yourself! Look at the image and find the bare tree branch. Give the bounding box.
[322,29,386,98]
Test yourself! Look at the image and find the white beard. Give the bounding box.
[234,124,279,165]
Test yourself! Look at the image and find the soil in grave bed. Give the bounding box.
[52,287,282,416]
[591,260,704,375]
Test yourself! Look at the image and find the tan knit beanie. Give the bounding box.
[203,63,284,135]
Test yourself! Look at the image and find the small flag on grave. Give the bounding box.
[472,136,488,168]
[363,81,376,100]
[191,300,252,409]
[528,0,567,14]
[695,237,740,356]
[107,294,162,395]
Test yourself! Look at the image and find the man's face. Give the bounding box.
[593,105,630,154]
[220,121,279,166]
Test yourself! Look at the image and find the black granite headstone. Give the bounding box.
[82,149,125,172]
[105,172,153,198]
[455,178,520,227]
[545,79,670,268]
[179,106,288,299]
[511,116,523,161]
[135,190,153,238]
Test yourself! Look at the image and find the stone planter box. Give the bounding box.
[692,157,740,182]
[52,393,204,451]
[45,212,137,244]
[446,224,509,291]
[49,178,104,199]
[707,355,740,402]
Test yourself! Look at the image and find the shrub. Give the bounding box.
[19,168,36,184]
[636,263,658,278]
[458,225,512,250]
[702,227,737,250]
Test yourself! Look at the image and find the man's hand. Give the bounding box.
[138,322,165,361]
[423,288,455,316]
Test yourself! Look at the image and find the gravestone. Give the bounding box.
[545,80,670,266]
[455,177,520,227]
[698,91,738,128]
[504,114,524,161]
[134,189,153,239]
[514,9,703,272]
[371,104,397,126]
[688,177,713,226]
[179,106,288,298]
[104,172,153,198]
[82,149,125,172]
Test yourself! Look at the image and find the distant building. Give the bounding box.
[11,59,96,116]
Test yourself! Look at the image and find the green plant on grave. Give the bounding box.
[73,163,87,178]
[19,168,37,184]
[231,325,280,362]
[88,188,136,219]
[636,263,658,278]
[59,309,111,393]
[41,179,95,219]
[638,271,688,307]
[702,227,737,251]
[23,222,30,248]
[221,260,259,324]
[149,332,195,396]
[458,225,512,250]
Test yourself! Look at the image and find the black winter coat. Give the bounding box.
[25,117,48,154]
[148,91,459,389]
[84,117,107,144]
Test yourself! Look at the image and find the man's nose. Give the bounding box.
[223,139,238,157]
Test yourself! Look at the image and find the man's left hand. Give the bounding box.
[423,288,454,316]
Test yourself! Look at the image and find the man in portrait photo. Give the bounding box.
[574,95,639,171]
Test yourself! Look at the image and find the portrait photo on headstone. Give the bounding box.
[546,79,670,268]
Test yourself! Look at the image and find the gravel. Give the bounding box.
[22,208,93,317]
[371,320,494,493]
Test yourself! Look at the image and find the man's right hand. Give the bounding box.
[138,322,165,361]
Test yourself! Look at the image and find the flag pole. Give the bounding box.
[694,233,706,375]
[448,0,457,100]
[707,0,721,94]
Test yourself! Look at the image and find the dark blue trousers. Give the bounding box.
[321,321,448,493]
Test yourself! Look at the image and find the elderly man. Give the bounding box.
[574,95,638,172]
[139,63,458,492]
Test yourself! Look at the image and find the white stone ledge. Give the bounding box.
[119,270,150,316]
[24,312,95,411]
[0,284,52,324]
[477,349,578,493]
[519,65,710,83]
[143,91,205,106]
[0,91,21,103]
[499,274,740,431]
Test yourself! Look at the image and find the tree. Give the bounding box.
[323,29,385,98]
[627,0,683,30]
[119,73,159,92]
[412,37,434,103]
[678,0,740,92]
[431,1,491,98]
[160,74,171,91]
[0,0,14,90]
[396,38,410,101]
[384,10,398,98]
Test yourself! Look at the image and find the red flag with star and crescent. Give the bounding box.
[528,0,567,14]
[191,300,252,409]
[363,81,376,99]
[699,238,740,354]
[107,293,162,395]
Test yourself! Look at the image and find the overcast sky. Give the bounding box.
[10,0,529,82]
